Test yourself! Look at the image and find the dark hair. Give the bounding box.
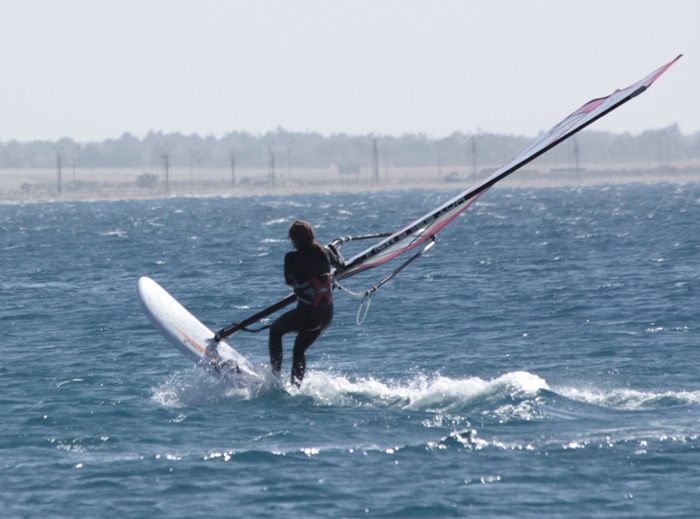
[288,220,321,251]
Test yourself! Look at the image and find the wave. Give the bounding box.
[153,364,700,418]
[299,370,548,412]
[557,386,700,410]
[152,368,549,412]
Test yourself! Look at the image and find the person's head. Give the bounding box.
[288,220,315,250]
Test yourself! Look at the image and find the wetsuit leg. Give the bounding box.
[291,304,334,386]
[269,309,301,375]
[290,329,322,385]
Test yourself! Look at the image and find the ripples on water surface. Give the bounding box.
[1,183,699,518]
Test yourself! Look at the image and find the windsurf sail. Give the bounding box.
[338,54,682,279]
[214,55,681,342]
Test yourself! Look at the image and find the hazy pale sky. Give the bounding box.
[0,0,696,142]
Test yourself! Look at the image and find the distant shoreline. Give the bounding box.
[1,166,699,205]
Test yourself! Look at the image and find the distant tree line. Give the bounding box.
[1,124,698,170]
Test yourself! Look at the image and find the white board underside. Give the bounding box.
[137,276,261,384]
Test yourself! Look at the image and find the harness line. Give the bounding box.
[333,237,437,325]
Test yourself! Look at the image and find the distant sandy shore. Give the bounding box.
[1,165,699,204]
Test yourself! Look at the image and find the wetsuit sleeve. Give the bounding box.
[284,252,296,286]
[325,244,345,271]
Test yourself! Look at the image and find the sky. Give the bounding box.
[0,0,697,142]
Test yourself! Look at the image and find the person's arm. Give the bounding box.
[284,252,296,286]
[325,243,345,274]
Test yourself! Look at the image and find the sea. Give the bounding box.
[1,182,699,518]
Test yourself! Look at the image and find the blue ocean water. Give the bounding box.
[1,183,699,518]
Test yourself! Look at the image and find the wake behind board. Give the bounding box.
[137,276,263,386]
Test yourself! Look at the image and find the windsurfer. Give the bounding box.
[269,220,341,386]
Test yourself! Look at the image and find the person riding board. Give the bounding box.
[269,220,342,386]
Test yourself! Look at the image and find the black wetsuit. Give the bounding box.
[269,245,334,385]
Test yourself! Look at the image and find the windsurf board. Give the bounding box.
[137,276,262,386]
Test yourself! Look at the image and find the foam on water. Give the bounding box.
[558,386,700,410]
[302,370,548,412]
[153,367,549,414]
[152,367,285,407]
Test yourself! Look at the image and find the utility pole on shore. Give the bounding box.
[162,144,170,193]
[72,145,79,184]
[287,139,294,182]
[267,141,275,188]
[384,137,392,183]
[372,138,379,185]
[190,143,197,190]
[230,153,236,187]
[53,147,62,194]
[470,135,477,180]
